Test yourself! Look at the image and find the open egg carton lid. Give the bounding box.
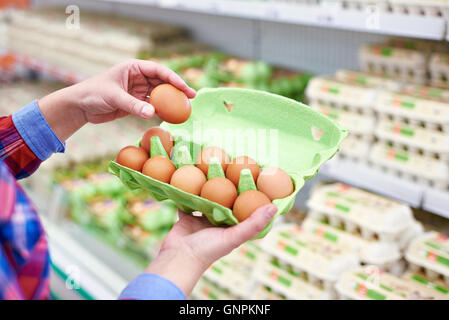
[406,232,449,281]
[253,254,333,300]
[302,217,402,268]
[306,77,378,111]
[191,277,238,300]
[307,183,414,235]
[337,266,449,300]
[374,91,449,126]
[369,142,449,187]
[309,101,376,137]
[260,224,360,283]
[335,69,402,91]
[375,118,449,155]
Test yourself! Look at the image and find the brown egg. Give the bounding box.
[196,146,230,176]
[226,156,260,187]
[233,190,272,222]
[141,126,174,156]
[200,177,237,209]
[142,156,176,183]
[170,165,206,195]
[150,84,191,124]
[116,146,148,171]
[257,167,294,200]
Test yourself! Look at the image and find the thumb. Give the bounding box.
[116,92,155,119]
[224,204,277,249]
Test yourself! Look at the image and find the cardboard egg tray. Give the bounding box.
[307,183,415,243]
[359,44,427,84]
[302,217,403,271]
[260,224,360,293]
[375,117,449,160]
[406,232,449,286]
[306,77,378,115]
[429,52,449,89]
[375,91,449,133]
[191,277,237,300]
[336,134,371,163]
[253,254,334,300]
[335,69,402,91]
[369,142,449,189]
[389,0,449,17]
[402,271,449,299]
[110,88,347,237]
[336,266,449,300]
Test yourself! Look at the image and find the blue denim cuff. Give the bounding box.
[119,273,187,300]
[12,100,65,161]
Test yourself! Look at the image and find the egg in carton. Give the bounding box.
[302,217,404,274]
[406,232,449,286]
[307,183,415,244]
[253,253,334,300]
[306,77,378,115]
[336,266,449,300]
[402,270,449,299]
[375,91,449,134]
[335,69,402,91]
[368,142,449,190]
[249,284,286,300]
[260,223,360,297]
[359,44,428,84]
[389,0,449,18]
[375,118,449,162]
[191,277,238,300]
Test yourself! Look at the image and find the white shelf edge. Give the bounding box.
[99,0,446,40]
[423,188,449,219]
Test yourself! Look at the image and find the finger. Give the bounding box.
[116,91,155,119]
[223,204,277,249]
[136,60,197,99]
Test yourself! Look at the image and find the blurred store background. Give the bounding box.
[1,0,449,300]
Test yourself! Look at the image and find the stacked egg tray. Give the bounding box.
[258,223,360,299]
[306,183,421,248]
[429,52,449,88]
[406,232,449,286]
[306,77,377,162]
[191,277,238,300]
[336,266,449,300]
[389,0,449,17]
[249,284,287,300]
[335,69,402,91]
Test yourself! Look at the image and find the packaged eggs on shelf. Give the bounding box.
[389,0,449,18]
[340,0,389,11]
[359,44,427,84]
[369,142,449,190]
[335,69,402,91]
[307,183,415,243]
[260,223,359,295]
[337,134,371,162]
[192,277,238,300]
[249,284,286,300]
[302,218,403,273]
[306,77,378,114]
[429,52,449,89]
[406,232,449,286]
[400,83,449,102]
[402,271,449,299]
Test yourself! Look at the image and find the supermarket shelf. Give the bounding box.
[100,0,447,40]
[423,189,449,220]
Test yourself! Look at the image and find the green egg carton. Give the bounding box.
[109,88,347,238]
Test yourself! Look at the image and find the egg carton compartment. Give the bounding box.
[402,271,449,299]
[429,52,449,89]
[302,217,403,269]
[309,102,376,137]
[306,77,378,115]
[260,224,360,287]
[249,284,287,300]
[335,69,402,91]
[359,44,427,84]
[191,277,238,300]
[253,254,334,300]
[307,183,414,240]
[110,88,347,237]
[375,91,449,131]
[389,0,449,18]
[375,118,449,159]
[406,232,449,286]
[368,142,449,190]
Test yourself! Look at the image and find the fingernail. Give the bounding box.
[264,205,277,220]
[141,104,154,118]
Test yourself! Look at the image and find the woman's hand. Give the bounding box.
[39,59,196,141]
[145,204,278,296]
